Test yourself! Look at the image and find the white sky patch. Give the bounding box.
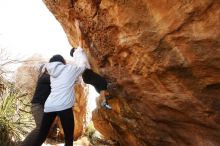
[88,85,99,111]
[0,0,72,60]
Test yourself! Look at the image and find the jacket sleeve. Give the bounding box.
[82,69,107,93]
[74,66,86,78]
[73,47,91,68]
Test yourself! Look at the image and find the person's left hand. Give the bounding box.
[100,90,109,98]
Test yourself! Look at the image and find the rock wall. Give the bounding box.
[43,0,220,146]
[73,84,88,140]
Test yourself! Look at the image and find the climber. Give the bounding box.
[32,54,86,146]
[21,64,51,146]
[70,19,112,110]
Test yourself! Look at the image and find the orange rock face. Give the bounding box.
[73,84,88,140]
[43,0,220,145]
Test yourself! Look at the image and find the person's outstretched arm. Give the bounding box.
[82,69,112,110]
[71,19,91,68]
[82,69,107,93]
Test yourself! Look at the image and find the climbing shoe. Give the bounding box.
[101,101,112,110]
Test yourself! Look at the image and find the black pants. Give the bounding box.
[33,108,74,146]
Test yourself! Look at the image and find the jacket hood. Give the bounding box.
[46,62,65,78]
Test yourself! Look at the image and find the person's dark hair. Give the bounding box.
[49,55,66,64]
[70,48,76,57]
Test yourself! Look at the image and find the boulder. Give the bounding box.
[43,0,220,145]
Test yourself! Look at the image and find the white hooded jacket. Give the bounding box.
[44,62,85,112]
[72,46,91,69]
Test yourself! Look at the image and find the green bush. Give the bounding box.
[0,83,34,146]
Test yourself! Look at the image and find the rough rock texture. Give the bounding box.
[73,84,88,140]
[43,0,220,146]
